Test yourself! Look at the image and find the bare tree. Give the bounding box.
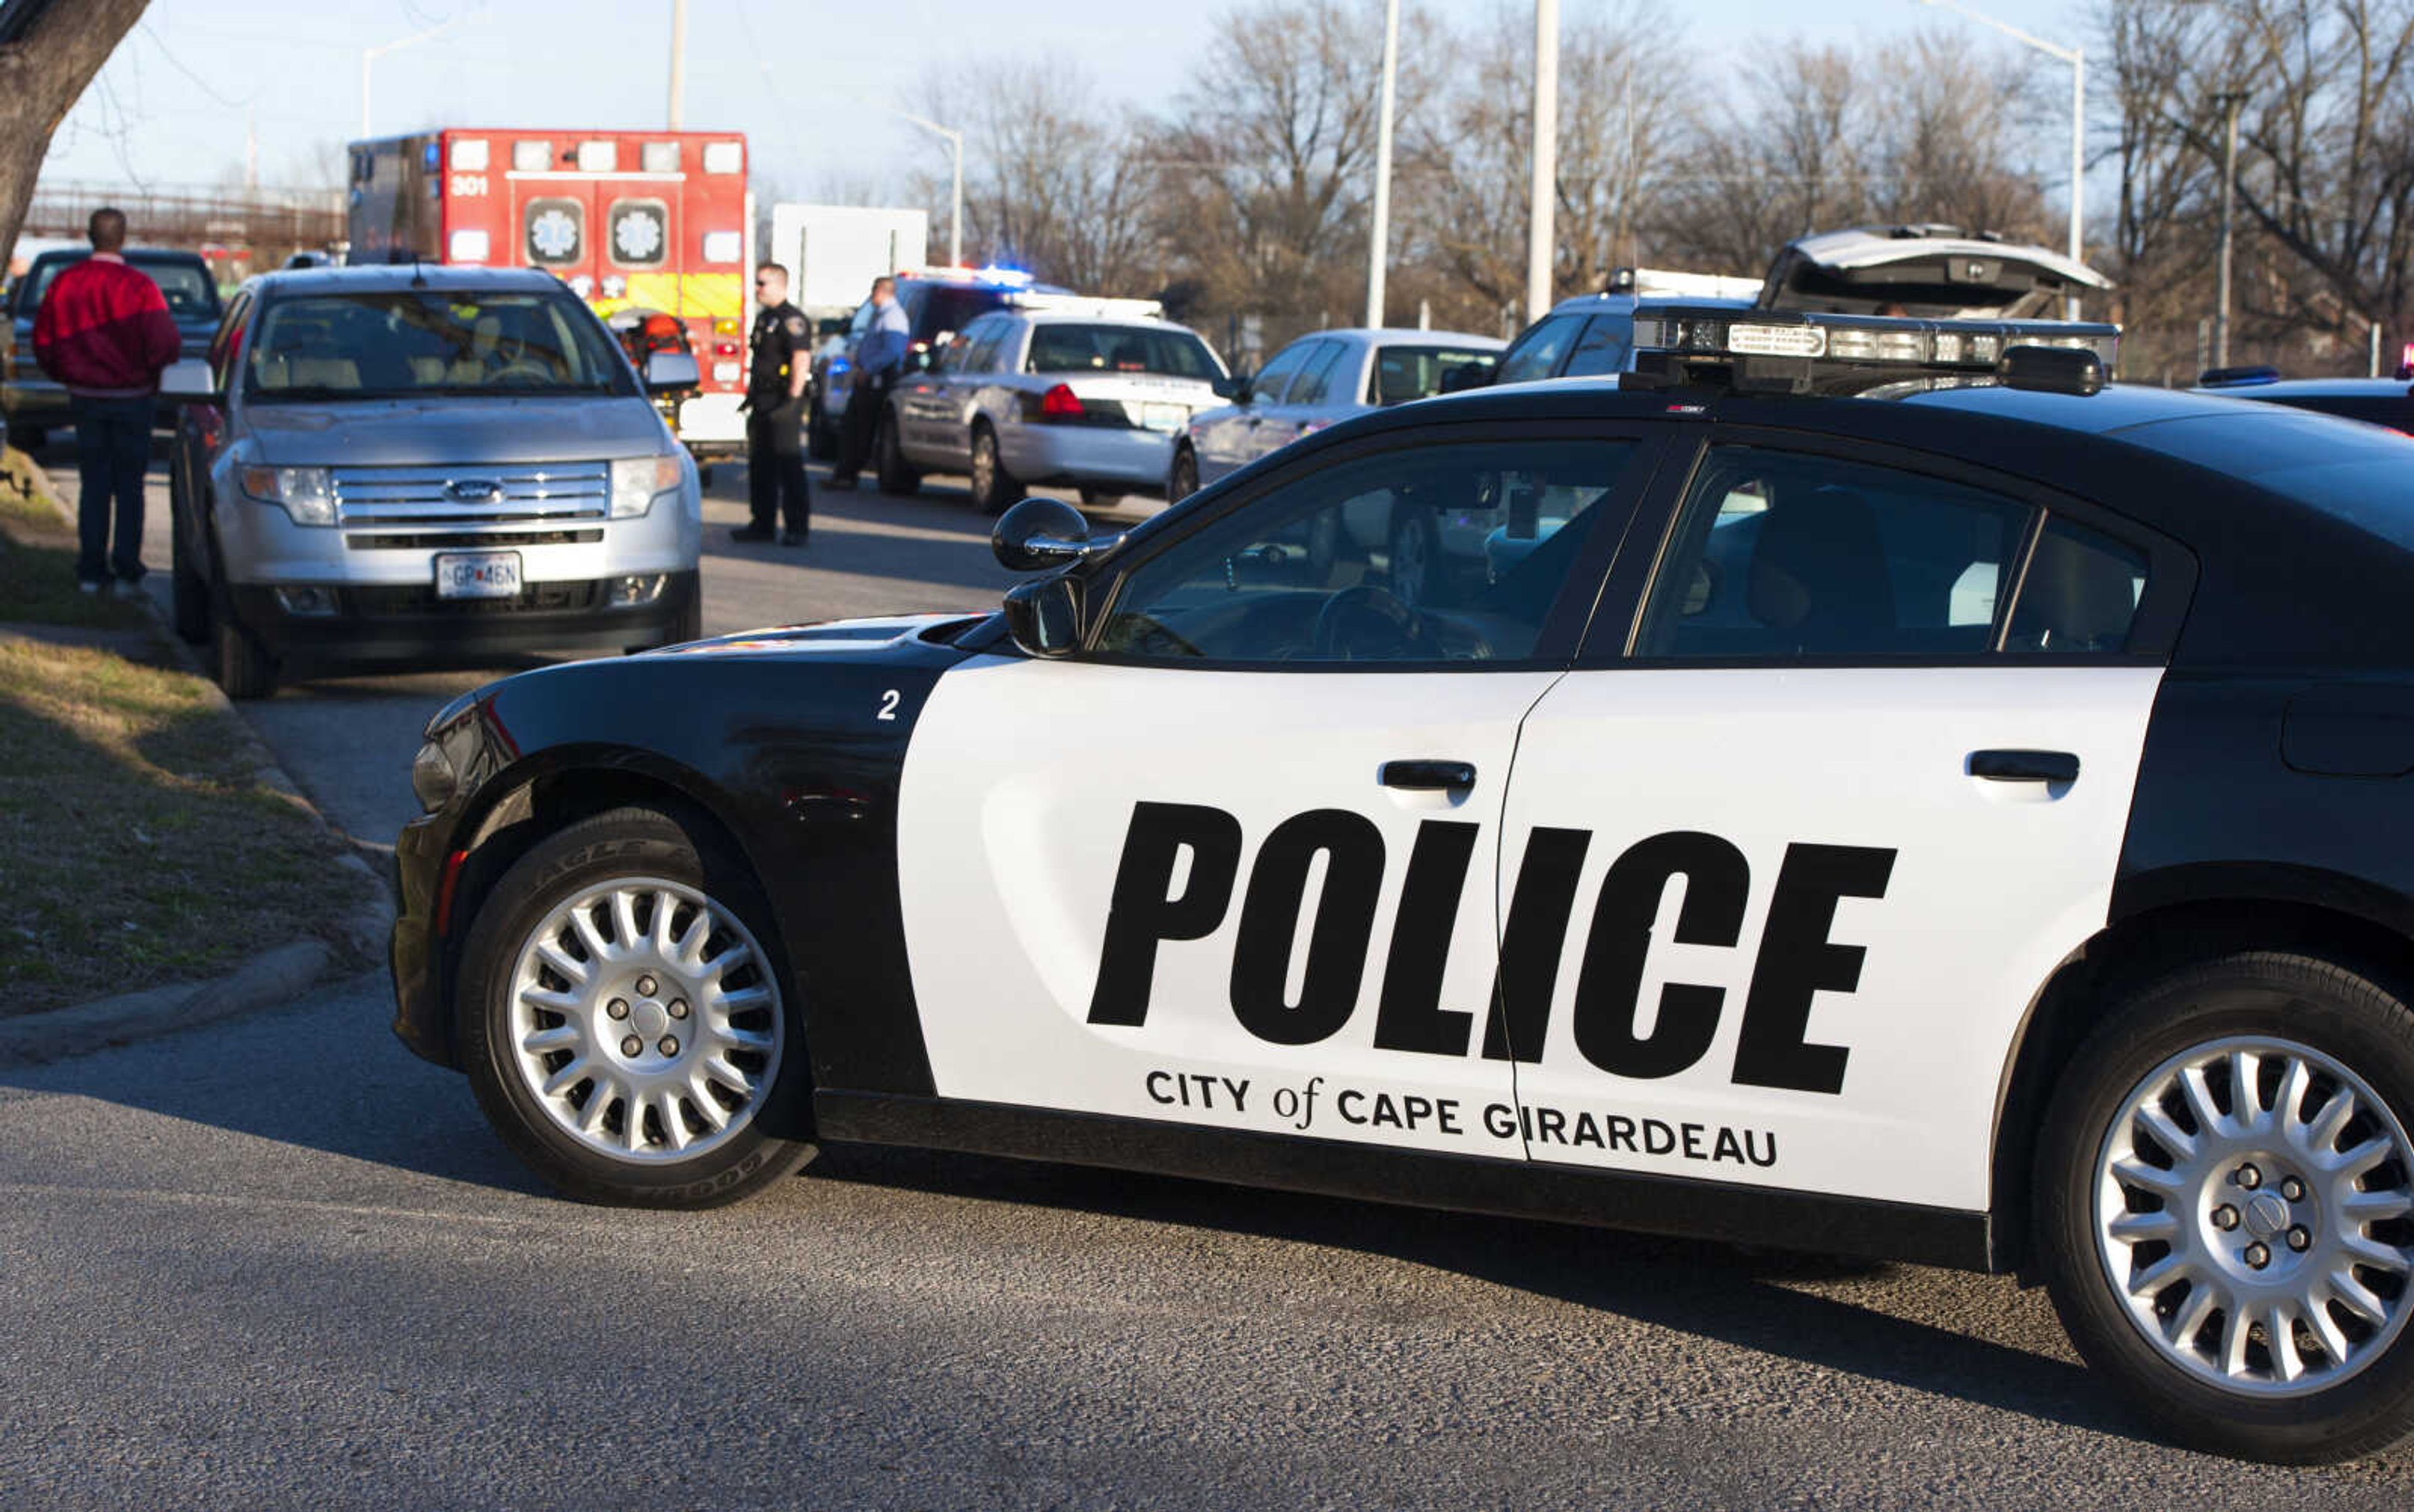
[0,0,151,268]
[1648,43,1876,273]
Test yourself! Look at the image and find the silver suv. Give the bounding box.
[163,265,702,698]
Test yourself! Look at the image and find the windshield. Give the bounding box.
[21,255,221,321]
[243,290,632,400]
[1025,324,1221,380]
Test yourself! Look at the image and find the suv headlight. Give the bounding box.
[610,454,683,519]
[240,465,335,526]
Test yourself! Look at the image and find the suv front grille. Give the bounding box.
[347,580,602,615]
[344,528,605,550]
[331,463,610,528]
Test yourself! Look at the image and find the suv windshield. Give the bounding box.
[245,290,632,400]
[21,255,221,321]
[1025,324,1220,379]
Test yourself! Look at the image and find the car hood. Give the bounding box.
[650,612,990,660]
[241,395,671,466]
[1761,227,2114,319]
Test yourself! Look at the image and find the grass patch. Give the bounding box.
[0,448,147,629]
[0,635,374,1015]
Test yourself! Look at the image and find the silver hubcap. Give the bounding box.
[507,876,782,1164]
[2094,1035,2414,1396]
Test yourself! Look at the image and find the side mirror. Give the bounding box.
[993,495,1116,571]
[1210,375,1241,401]
[1001,574,1083,658]
[816,316,850,339]
[160,356,218,402]
[644,351,700,392]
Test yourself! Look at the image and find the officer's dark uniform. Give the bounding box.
[741,301,812,544]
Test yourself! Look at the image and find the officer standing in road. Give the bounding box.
[827,275,910,491]
[733,262,812,546]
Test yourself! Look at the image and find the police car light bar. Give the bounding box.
[1627,306,2120,397]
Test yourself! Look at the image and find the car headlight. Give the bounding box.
[240,465,336,526]
[411,737,458,813]
[610,454,683,519]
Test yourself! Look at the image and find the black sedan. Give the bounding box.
[394,310,2414,1464]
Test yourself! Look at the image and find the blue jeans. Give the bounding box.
[73,394,152,583]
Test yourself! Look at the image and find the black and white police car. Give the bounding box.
[396,307,2414,1463]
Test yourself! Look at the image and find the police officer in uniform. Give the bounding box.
[733,262,812,546]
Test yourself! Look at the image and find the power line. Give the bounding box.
[138,21,252,111]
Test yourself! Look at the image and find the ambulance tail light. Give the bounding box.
[714,341,740,358]
[713,363,741,384]
[702,231,742,264]
[448,229,490,263]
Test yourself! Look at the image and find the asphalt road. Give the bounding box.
[16,448,2414,1503]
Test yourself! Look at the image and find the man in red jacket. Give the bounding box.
[33,208,180,592]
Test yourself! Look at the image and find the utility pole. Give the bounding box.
[668,0,689,130]
[361,21,453,140]
[1365,0,1401,328]
[2214,91,2245,370]
[898,114,964,268]
[1526,0,1559,324]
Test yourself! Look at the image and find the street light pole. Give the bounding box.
[898,113,964,268]
[1526,0,1560,324]
[2213,91,2245,370]
[1365,0,1401,328]
[668,0,689,130]
[1912,0,2086,318]
[360,21,453,140]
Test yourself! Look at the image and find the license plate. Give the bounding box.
[1140,403,1185,433]
[434,551,522,600]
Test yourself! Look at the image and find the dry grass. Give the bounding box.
[0,448,374,1016]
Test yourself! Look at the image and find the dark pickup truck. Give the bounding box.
[2,246,223,447]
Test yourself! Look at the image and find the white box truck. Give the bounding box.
[766,204,930,317]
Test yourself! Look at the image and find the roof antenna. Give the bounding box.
[410,251,428,289]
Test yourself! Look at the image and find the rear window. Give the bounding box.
[1370,345,1498,406]
[21,255,221,321]
[2122,407,2414,549]
[245,290,631,400]
[908,285,1010,343]
[1025,324,1220,380]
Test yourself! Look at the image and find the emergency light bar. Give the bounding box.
[1628,306,2119,397]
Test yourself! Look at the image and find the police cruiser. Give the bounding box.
[395,307,2414,1464]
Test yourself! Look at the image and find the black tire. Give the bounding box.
[170,497,210,646]
[13,424,44,453]
[1387,507,1439,609]
[697,464,715,488]
[1166,446,1199,504]
[660,592,704,649]
[213,615,277,699]
[967,422,1017,516]
[456,805,817,1208]
[873,409,921,497]
[807,398,838,461]
[1077,485,1122,509]
[2035,950,2414,1463]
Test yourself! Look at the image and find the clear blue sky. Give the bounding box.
[45,0,2095,200]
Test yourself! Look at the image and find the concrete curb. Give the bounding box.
[0,452,395,1068]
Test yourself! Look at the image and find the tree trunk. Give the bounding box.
[0,0,152,268]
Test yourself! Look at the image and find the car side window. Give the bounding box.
[1092,438,1637,666]
[210,291,253,391]
[1244,341,1314,407]
[1286,341,1350,407]
[1495,314,1587,385]
[1559,315,1631,379]
[2004,516,2149,654]
[1635,446,2036,661]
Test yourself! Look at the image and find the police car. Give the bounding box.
[394,308,2414,1464]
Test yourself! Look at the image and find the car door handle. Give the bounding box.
[1380,759,1477,792]
[1968,749,2081,783]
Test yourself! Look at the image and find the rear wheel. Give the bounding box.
[212,615,276,700]
[807,398,838,461]
[873,409,920,497]
[456,805,815,1208]
[1166,446,1199,504]
[2037,951,2414,1462]
[968,424,1017,516]
[170,503,210,646]
[1077,485,1122,509]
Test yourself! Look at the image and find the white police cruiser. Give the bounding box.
[395,306,2414,1464]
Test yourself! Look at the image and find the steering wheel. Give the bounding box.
[491,358,556,385]
[1311,583,1427,661]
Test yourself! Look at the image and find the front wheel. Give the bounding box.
[170,502,210,645]
[213,615,276,699]
[2036,951,2414,1462]
[456,806,815,1208]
